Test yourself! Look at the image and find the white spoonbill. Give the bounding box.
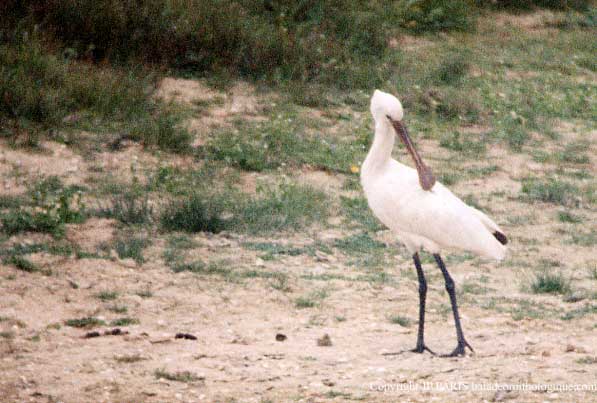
[361,90,507,357]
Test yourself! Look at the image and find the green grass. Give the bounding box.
[171,260,232,277]
[1,210,64,237]
[8,0,398,87]
[166,234,198,250]
[466,165,499,179]
[65,317,106,328]
[558,210,583,223]
[161,183,328,235]
[95,291,118,302]
[46,323,61,330]
[520,178,579,206]
[110,317,139,327]
[534,142,591,165]
[128,109,192,153]
[136,290,153,298]
[561,304,597,320]
[160,193,228,233]
[576,356,597,365]
[154,369,203,383]
[340,196,384,232]
[324,390,354,399]
[2,0,595,163]
[462,194,487,212]
[388,315,412,327]
[10,0,588,91]
[115,354,146,363]
[295,297,317,309]
[96,190,153,225]
[438,171,461,186]
[269,272,291,292]
[170,259,286,285]
[239,184,329,234]
[3,255,38,273]
[108,305,128,314]
[567,230,597,246]
[435,50,471,86]
[0,244,58,275]
[334,233,386,256]
[295,289,329,309]
[485,1,593,11]
[556,142,591,164]
[460,280,493,295]
[530,272,571,295]
[510,299,555,321]
[114,237,149,264]
[0,195,26,209]
[170,260,206,273]
[243,242,304,260]
[0,177,85,237]
[0,35,190,151]
[203,113,361,173]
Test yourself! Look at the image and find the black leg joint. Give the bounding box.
[444,276,455,293]
[434,253,455,293]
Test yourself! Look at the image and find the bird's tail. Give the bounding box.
[470,207,508,261]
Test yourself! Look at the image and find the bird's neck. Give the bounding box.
[362,121,395,173]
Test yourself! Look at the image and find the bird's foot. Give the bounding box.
[381,343,435,356]
[411,343,436,355]
[440,340,474,357]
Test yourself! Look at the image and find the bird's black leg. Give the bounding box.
[411,253,435,355]
[433,254,474,357]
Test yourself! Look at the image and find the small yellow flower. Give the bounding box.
[350,165,360,174]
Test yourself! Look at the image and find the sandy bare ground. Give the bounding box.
[1,226,596,403]
[1,76,596,403]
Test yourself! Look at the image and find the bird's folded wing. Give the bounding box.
[383,180,506,259]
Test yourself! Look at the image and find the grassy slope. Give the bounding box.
[1,7,595,315]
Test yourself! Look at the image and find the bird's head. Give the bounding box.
[369,89,436,191]
[370,89,404,123]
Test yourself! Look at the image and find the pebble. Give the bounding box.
[314,251,329,262]
[317,334,332,347]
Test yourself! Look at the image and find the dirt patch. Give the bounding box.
[493,10,557,32]
[156,77,220,105]
[505,70,540,81]
[394,35,435,51]
[90,143,196,186]
[0,141,86,192]
[1,218,596,403]
[168,79,268,146]
[65,218,116,253]
[296,169,345,194]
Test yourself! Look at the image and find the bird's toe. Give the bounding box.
[411,344,436,355]
[440,340,474,358]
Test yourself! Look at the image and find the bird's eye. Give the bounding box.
[386,114,392,120]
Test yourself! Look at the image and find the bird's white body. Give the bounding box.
[361,91,506,261]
